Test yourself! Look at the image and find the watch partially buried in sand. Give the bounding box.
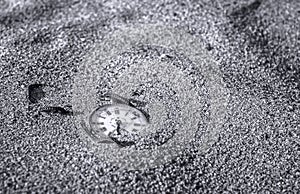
[89,93,150,147]
[72,24,228,169]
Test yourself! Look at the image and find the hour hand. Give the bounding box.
[116,120,122,135]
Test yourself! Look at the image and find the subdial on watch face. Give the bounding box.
[89,104,149,143]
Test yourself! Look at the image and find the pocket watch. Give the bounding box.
[88,93,150,147]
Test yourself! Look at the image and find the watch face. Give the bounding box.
[89,104,149,143]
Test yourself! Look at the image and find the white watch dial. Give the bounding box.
[89,104,149,139]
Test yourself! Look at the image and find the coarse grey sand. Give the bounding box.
[0,0,299,193]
